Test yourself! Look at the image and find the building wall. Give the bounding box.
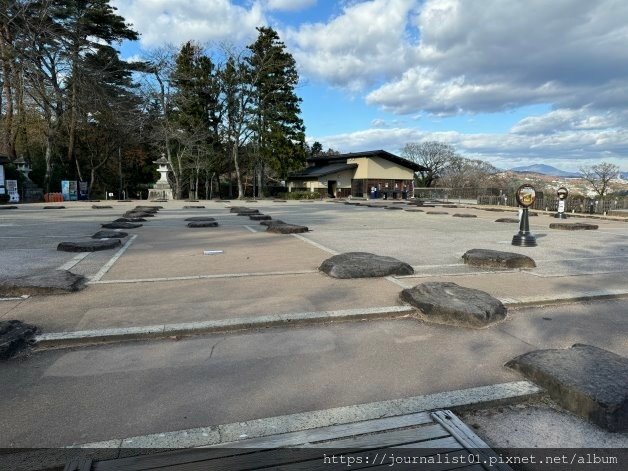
[348,156,414,180]
[288,168,355,193]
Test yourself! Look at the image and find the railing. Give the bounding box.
[414,188,503,201]
[477,195,628,215]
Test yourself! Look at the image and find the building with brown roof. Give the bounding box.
[287,150,427,198]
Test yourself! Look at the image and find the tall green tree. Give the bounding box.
[220,53,254,199]
[51,0,138,178]
[170,41,221,199]
[247,27,305,192]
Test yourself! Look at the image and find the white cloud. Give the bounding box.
[313,125,628,171]
[366,0,628,115]
[112,0,266,47]
[285,0,417,90]
[511,108,624,135]
[266,0,317,11]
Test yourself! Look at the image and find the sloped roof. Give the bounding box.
[307,150,428,172]
[289,163,358,180]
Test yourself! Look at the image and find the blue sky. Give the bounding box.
[113,0,628,172]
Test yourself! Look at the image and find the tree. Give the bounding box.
[220,53,254,199]
[580,162,619,199]
[440,156,500,189]
[247,27,305,191]
[52,0,138,178]
[169,41,221,199]
[401,141,457,187]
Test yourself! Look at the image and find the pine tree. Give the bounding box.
[247,27,305,191]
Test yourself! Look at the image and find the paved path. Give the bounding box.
[2,200,627,335]
[1,300,626,448]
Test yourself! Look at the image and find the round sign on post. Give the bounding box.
[512,184,537,247]
[555,187,569,219]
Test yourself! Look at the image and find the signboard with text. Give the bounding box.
[6,179,19,203]
[61,180,78,201]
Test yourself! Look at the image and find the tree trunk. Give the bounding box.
[232,145,243,199]
[0,33,15,157]
[44,135,53,193]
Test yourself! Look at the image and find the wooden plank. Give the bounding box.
[207,411,433,448]
[393,435,462,449]
[274,437,465,471]
[64,457,93,471]
[93,449,248,471]
[302,423,450,448]
[431,410,512,471]
[95,413,433,471]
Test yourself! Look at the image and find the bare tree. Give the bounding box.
[440,156,501,189]
[401,141,457,187]
[579,162,619,198]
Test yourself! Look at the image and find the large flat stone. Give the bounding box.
[426,211,448,215]
[0,270,87,296]
[187,221,219,228]
[102,222,142,229]
[462,249,536,269]
[319,252,414,279]
[495,218,519,223]
[114,217,146,223]
[506,344,628,432]
[0,320,39,360]
[184,217,216,222]
[249,214,271,221]
[92,205,112,209]
[260,220,285,226]
[237,209,260,216]
[550,222,599,230]
[453,213,477,218]
[43,206,65,209]
[135,206,161,212]
[57,239,122,252]
[183,205,205,209]
[91,230,128,239]
[0,206,18,210]
[266,223,309,234]
[400,282,507,328]
[124,211,154,218]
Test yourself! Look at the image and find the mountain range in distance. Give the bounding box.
[508,164,580,177]
[508,164,628,179]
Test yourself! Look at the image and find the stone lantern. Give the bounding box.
[147,154,173,201]
[14,156,31,179]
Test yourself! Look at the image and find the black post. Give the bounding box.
[512,207,537,246]
[512,184,537,247]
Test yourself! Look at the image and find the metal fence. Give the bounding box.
[477,195,628,215]
[414,187,502,200]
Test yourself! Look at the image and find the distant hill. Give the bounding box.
[510,164,579,177]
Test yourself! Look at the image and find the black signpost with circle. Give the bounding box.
[555,187,569,219]
[512,184,537,247]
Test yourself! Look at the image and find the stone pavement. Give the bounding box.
[1,199,627,339]
[1,200,627,456]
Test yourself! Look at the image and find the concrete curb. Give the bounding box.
[501,289,628,307]
[33,289,628,349]
[34,305,416,349]
[73,381,542,449]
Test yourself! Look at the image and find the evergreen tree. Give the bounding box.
[247,27,305,190]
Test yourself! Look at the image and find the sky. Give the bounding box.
[111,0,628,172]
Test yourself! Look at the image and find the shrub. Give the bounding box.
[286,191,320,200]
